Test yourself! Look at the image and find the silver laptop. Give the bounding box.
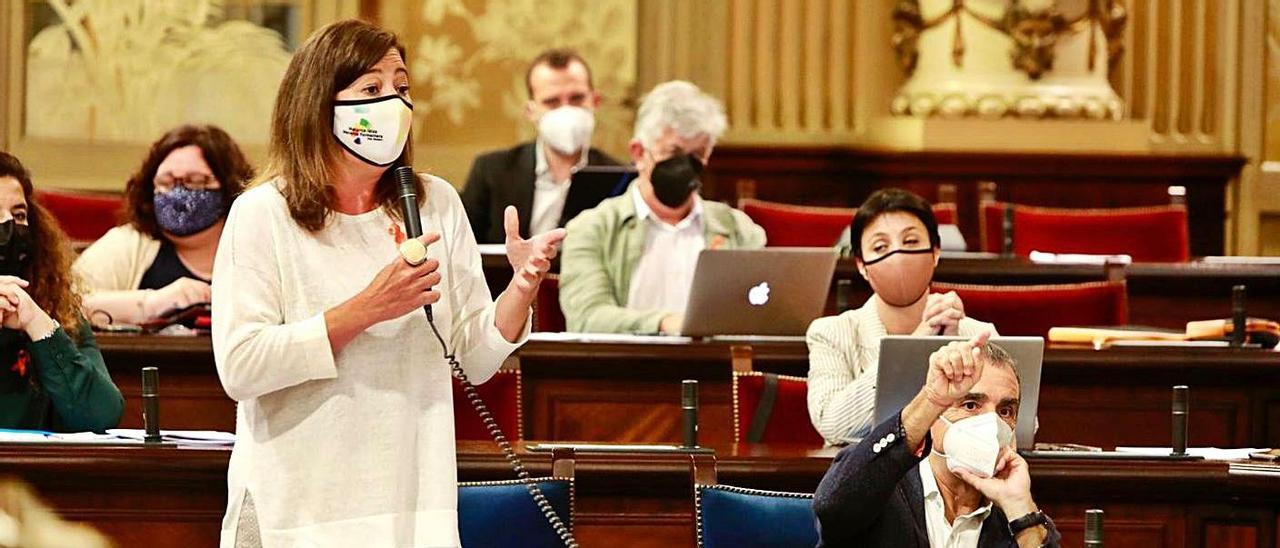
[874,336,1045,449]
[679,248,837,337]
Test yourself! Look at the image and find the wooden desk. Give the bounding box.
[4,442,1276,547]
[97,334,1280,452]
[482,253,1280,330]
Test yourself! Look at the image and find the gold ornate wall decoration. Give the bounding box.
[405,0,636,162]
[890,0,1125,120]
[23,0,293,144]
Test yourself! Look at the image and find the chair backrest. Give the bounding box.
[533,273,565,333]
[732,371,824,446]
[980,202,1190,262]
[458,450,574,548]
[696,484,818,548]
[739,199,854,247]
[931,202,958,225]
[453,369,522,440]
[932,280,1129,338]
[34,189,123,243]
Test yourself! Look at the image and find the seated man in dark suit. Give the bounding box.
[461,48,620,243]
[813,332,1061,547]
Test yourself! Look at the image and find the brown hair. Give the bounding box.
[122,124,252,239]
[0,152,85,334]
[258,19,419,232]
[525,48,594,97]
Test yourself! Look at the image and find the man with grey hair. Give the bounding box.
[558,81,765,334]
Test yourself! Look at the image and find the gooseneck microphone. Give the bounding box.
[142,366,162,444]
[1231,284,1246,348]
[395,165,432,322]
[1084,509,1104,547]
[1172,385,1189,456]
[682,380,699,449]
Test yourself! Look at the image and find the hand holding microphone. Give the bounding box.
[359,233,442,323]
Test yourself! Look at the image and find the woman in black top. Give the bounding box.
[0,152,123,432]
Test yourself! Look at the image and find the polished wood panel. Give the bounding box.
[97,334,1280,453]
[702,147,1246,257]
[3,442,1277,548]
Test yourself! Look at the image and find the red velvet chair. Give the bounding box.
[738,199,854,247]
[533,273,565,333]
[980,202,1190,262]
[931,280,1129,338]
[453,369,523,441]
[931,202,958,225]
[732,371,823,446]
[34,189,123,243]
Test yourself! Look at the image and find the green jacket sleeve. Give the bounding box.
[559,213,668,334]
[26,320,124,432]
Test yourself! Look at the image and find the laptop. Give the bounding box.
[561,166,637,227]
[873,336,1045,449]
[679,248,837,337]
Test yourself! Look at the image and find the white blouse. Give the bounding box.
[806,297,995,446]
[212,175,528,547]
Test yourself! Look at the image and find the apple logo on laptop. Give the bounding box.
[747,282,770,306]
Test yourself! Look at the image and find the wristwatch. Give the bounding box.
[1008,510,1049,536]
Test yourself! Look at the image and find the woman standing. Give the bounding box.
[212,20,561,546]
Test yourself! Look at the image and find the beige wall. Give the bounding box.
[2,0,1275,254]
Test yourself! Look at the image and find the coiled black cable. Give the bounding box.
[427,318,578,548]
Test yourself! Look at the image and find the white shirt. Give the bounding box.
[212,176,528,547]
[625,187,705,315]
[529,139,588,237]
[919,461,993,548]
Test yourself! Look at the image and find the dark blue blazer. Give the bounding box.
[812,412,1061,547]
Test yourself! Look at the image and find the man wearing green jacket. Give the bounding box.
[559,81,766,335]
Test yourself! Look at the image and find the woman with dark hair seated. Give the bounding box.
[0,151,123,432]
[74,124,252,326]
[807,188,997,445]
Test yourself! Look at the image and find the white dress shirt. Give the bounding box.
[919,461,993,548]
[529,139,588,237]
[625,187,705,315]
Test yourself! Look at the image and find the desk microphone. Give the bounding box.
[1172,385,1188,456]
[395,165,432,322]
[682,380,699,449]
[1084,509,1104,547]
[142,366,162,444]
[1231,285,1246,347]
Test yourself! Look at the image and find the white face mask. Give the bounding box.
[333,94,413,167]
[933,412,1015,478]
[537,105,595,155]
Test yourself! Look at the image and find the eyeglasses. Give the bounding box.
[154,173,218,192]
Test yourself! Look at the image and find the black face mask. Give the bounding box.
[0,220,31,278]
[649,152,703,209]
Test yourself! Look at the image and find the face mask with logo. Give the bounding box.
[154,186,225,237]
[933,412,1016,478]
[648,151,703,209]
[0,220,31,278]
[861,248,936,307]
[333,94,413,167]
[538,106,595,155]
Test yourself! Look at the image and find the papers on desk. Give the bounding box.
[108,429,236,446]
[529,332,694,344]
[0,429,234,446]
[1202,256,1280,265]
[1029,251,1132,265]
[477,244,507,256]
[1115,446,1268,460]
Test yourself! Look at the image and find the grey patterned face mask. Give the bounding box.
[154,186,224,236]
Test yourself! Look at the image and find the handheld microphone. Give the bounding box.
[1172,385,1188,456]
[1084,509,1104,547]
[395,165,433,322]
[142,366,162,444]
[682,380,699,449]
